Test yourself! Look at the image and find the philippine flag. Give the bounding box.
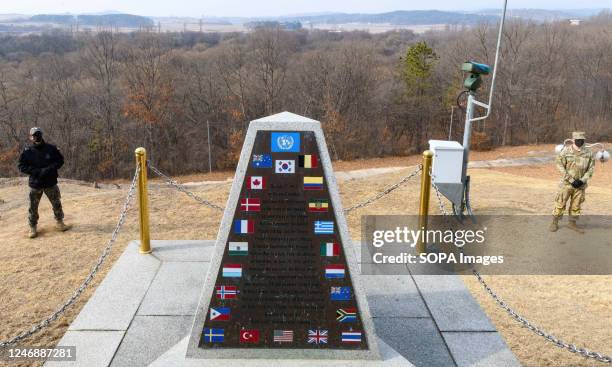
[325,264,345,279]
[233,220,254,234]
[222,264,242,278]
[210,307,230,321]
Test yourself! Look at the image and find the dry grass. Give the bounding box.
[0,144,610,367]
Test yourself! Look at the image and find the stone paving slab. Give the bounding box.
[361,275,430,318]
[149,240,214,262]
[442,332,520,367]
[46,331,124,367]
[110,316,193,367]
[411,275,496,332]
[374,318,455,367]
[68,242,160,331]
[137,262,207,316]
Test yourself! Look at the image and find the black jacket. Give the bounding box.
[18,141,64,189]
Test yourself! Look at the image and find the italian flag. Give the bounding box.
[320,242,340,256]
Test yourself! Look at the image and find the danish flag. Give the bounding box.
[240,198,261,212]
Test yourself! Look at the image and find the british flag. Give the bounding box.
[307,329,328,344]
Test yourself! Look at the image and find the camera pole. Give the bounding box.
[458,0,508,217]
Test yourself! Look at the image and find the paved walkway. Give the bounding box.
[46,240,519,367]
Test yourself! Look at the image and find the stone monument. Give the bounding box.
[186,112,381,360]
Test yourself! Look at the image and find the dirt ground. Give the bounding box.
[0,144,610,367]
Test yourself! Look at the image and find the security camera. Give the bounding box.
[461,61,491,92]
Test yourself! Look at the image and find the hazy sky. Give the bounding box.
[0,0,609,17]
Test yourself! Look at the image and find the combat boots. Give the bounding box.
[28,225,37,238]
[548,217,559,232]
[567,217,585,234]
[55,220,70,232]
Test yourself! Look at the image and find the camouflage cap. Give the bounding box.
[29,127,42,136]
[572,131,585,140]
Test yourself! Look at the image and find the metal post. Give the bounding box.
[135,148,152,254]
[417,150,433,254]
[448,106,455,140]
[206,120,212,173]
[462,93,475,183]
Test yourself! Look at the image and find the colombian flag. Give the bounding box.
[304,176,323,190]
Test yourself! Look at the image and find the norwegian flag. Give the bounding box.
[307,329,328,344]
[215,285,238,299]
[240,198,261,212]
[247,176,265,190]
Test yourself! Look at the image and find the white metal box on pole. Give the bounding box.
[428,140,464,184]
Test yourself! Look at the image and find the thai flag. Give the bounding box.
[341,331,362,343]
[234,220,254,234]
[325,264,345,279]
[314,221,334,234]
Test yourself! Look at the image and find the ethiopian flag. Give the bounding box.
[308,199,329,212]
[320,242,340,256]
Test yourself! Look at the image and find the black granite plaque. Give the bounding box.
[198,131,367,350]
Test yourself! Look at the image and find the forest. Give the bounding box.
[0,13,610,180]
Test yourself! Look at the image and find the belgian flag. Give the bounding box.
[299,154,318,168]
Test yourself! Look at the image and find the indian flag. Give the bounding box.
[229,242,248,256]
[303,176,323,190]
[320,242,340,256]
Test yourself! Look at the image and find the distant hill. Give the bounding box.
[273,10,499,25]
[476,8,609,21]
[28,13,154,27]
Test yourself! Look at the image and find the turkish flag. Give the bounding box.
[239,329,260,343]
[247,176,265,190]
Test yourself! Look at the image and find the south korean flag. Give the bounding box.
[275,160,295,174]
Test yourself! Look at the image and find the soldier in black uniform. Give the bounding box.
[18,127,70,238]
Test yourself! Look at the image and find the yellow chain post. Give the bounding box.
[417,150,433,254]
[135,148,152,254]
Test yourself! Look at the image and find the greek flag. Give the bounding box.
[314,221,334,234]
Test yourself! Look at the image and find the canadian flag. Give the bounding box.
[247,176,265,190]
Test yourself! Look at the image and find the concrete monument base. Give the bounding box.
[45,240,520,367]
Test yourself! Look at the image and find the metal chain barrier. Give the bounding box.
[343,165,422,214]
[148,163,225,211]
[473,270,611,363]
[0,167,140,348]
[430,174,611,363]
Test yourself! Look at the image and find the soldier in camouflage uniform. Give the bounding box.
[18,127,70,238]
[549,131,595,233]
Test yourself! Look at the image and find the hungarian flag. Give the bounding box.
[299,154,318,168]
[320,242,340,256]
[239,329,260,343]
[240,198,261,212]
[308,199,328,212]
[233,220,254,234]
[247,176,265,190]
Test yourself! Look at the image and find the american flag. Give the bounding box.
[307,329,328,344]
[273,330,293,343]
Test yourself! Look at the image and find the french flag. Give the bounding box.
[233,220,254,234]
